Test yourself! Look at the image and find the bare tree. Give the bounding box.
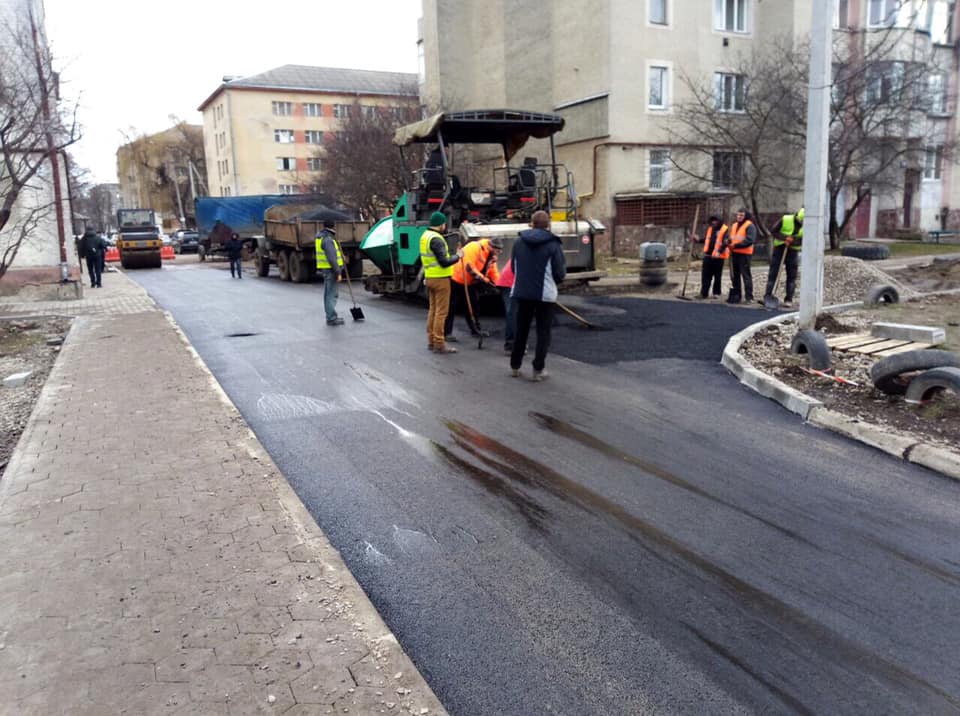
[0,11,79,279]
[668,20,952,248]
[318,101,422,220]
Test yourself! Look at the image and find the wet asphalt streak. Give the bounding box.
[134,262,960,715]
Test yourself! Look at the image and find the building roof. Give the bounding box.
[197,65,418,111]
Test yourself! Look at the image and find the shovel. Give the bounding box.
[677,206,700,301]
[763,244,790,311]
[460,257,483,349]
[556,301,604,330]
[343,268,365,321]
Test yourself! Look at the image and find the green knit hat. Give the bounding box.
[429,211,447,227]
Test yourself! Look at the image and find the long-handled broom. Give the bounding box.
[677,206,700,300]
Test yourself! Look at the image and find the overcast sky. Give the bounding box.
[44,0,422,184]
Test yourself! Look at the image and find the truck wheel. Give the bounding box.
[276,249,292,281]
[347,255,364,280]
[870,349,960,395]
[289,253,308,283]
[257,255,270,277]
[198,245,206,262]
[152,252,162,269]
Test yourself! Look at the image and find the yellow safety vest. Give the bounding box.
[420,229,453,279]
[774,214,803,249]
[315,234,344,270]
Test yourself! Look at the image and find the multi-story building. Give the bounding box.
[0,0,77,293]
[419,0,960,252]
[197,65,418,198]
[116,123,205,231]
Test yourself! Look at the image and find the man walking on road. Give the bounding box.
[727,208,756,304]
[315,219,345,326]
[79,227,105,288]
[764,208,803,307]
[510,210,565,381]
[420,211,463,353]
[225,232,244,279]
[692,215,728,300]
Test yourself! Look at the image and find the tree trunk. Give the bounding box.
[828,191,840,251]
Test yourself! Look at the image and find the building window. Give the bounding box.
[307,184,322,193]
[417,40,425,85]
[223,159,228,175]
[276,157,296,171]
[931,0,951,42]
[928,72,947,113]
[714,0,748,32]
[868,0,900,27]
[306,157,323,171]
[833,0,849,27]
[333,104,352,119]
[272,101,292,116]
[715,73,746,111]
[924,146,944,179]
[713,152,743,189]
[304,102,323,117]
[649,149,670,190]
[649,66,668,109]
[649,0,667,25]
[866,62,904,105]
[304,130,323,145]
[362,105,378,120]
[278,184,301,195]
[274,129,294,143]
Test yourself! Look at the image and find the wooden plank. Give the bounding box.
[826,333,872,347]
[871,342,933,358]
[836,337,891,352]
[849,339,912,355]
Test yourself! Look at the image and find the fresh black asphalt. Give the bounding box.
[133,262,960,715]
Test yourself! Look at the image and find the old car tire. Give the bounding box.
[870,349,960,396]
[841,243,891,261]
[276,250,292,281]
[198,245,206,262]
[639,266,668,287]
[904,367,960,404]
[790,329,832,371]
[257,255,270,277]
[865,284,900,305]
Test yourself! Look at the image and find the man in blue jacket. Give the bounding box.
[509,210,566,381]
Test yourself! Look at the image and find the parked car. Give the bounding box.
[172,230,200,254]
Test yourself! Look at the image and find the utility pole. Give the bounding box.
[798,0,833,329]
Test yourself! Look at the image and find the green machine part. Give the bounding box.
[391,192,428,268]
[360,192,432,274]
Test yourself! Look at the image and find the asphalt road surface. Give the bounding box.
[134,260,960,715]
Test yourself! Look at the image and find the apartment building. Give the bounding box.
[116,123,205,230]
[419,0,960,251]
[0,0,77,292]
[197,65,418,198]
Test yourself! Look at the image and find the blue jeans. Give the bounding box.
[322,269,339,321]
[500,287,516,344]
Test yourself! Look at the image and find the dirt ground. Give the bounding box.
[742,292,960,450]
[887,256,960,293]
[0,317,70,477]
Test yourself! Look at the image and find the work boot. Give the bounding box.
[472,329,491,338]
[435,345,458,354]
[445,334,459,343]
[327,317,344,326]
[782,300,793,308]
[532,369,549,382]
[511,368,521,378]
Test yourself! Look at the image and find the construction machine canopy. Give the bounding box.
[393,109,565,161]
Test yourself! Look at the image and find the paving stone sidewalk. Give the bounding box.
[0,273,445,714]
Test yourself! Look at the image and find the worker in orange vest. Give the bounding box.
[690,215,729,300]
[445,237,503,340]
[726,207,756,304]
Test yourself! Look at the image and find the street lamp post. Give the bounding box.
[798,0,834,329]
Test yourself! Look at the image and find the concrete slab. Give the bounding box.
[871,322,946,344]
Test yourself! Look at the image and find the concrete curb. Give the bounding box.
[721,302,960,482]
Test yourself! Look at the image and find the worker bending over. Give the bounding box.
[445,237,503,341]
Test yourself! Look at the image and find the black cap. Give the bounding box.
[323,218,335,229]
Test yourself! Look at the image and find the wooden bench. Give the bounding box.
[825,333,932,358]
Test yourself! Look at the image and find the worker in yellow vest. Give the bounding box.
[419,211,463,353]
[315,219,345,326]
[763,208,803,308]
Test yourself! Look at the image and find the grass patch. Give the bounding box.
[886,242,960,257]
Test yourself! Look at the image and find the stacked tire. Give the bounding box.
[639,242,668,287]
[870,349,960,402]
[841,243,891,261]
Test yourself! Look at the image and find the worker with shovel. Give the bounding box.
[691,215,729,300]
[420,211,463,354]
[315,219,345,326]
[445,237,503,342]
[763,208,803,308]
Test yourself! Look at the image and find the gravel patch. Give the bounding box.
[820,256,919,305]
[0,317,70,477]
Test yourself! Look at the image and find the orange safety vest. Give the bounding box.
[452,239,500,285]
[703,224,730,259]
[729,219,754,255]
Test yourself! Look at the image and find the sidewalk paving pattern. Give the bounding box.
[0,274,444,714]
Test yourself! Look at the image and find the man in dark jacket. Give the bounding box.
[78,227,105,288]
[225,232,244,278]
[509,210,566,381]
